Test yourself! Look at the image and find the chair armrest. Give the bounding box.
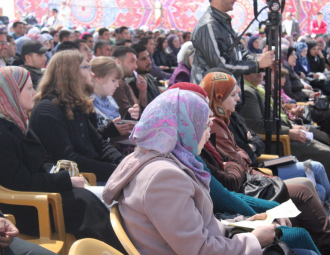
[259,134,291,156]
[0,185,66,241]
[4,214,16,225]
[257,154,279,163]
[0,185,52,239]
[257,168,273,176]
[80,173,97,186]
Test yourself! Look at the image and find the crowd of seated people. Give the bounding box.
[2,5,330,255]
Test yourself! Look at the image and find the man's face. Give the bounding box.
[184,33,191,42]
[101,31,110,41]
[218,0,236,12]
[86,37,94,50]
[0,35,8,59]
[74,31,81,40]
[136,50,151,74]
[15,24,24,36]
[79,42,92,62]
[248,73,264,86]
[52,10,58,17]
[7,38,17,58]
[28,53,47,69]
[99,44,112,56]
[121,29,130,40]
[146,39,155,55]
[68,33,75,42]
[120,52,137,77]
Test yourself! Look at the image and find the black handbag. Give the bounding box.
[239,173,290,203]
[228,227,295,255]
[314,96,329,110]
[302,104,312,124]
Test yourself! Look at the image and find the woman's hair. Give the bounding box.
[90,56,123,80]
[281,68,289,77]
[35,50,94,120]
[155,35,167,50]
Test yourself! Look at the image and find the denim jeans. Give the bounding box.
[277,161,330,203]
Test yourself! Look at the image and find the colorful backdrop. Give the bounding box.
[14,0,330,33]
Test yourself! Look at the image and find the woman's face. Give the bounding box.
[172,38,180,49]
[253,39,260,50]
[221,84,241,113]
[162,39,168,50]
[309,46,318,57]
[53,32,59,43]
[43,40,50,49]
[288,51,297,66]
[317,41,325,51]
[300,48,308,58]
[95,74,120,97]
[80,58,95,86]
[19,76,36,111]
[197,117,212,155]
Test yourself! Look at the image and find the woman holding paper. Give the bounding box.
[200,72,330,205]
[103,88,277,255]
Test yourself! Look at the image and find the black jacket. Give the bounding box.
[283,64,309,102]
[29,98,124,182]
[191,6,259,84]
[0,119,124,250]
[21,65,44,89]
[0,118,71,192]
[153,47,173,67]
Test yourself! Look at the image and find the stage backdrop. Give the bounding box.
[15,0,330,33]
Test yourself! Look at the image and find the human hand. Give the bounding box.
[304,84,312,90]
[0,217,19,248]
[113,117,134,135]
[292,125,308,132]
[251,225,276,248]
[160,66,169,69]
[313,73,320,79]
[289,129,307,143]
[311,92,321,98]
[136,75,147,92]
[291,106,304,117]
[258,46,275,69]
[274,218,292,227]
[300,72,306,79]
[71,177,85,188]
[128,104,140,120]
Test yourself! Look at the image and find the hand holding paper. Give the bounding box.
[222,200,300,230]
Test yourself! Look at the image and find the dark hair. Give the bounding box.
[73,39,87,47]
[98,28,109,37]
[116,39,132,46]
[59,30,71,42]
[94,39,110,53]
[138,36,153,46]
[146,31,153,35]
[183,32,191,40]
[56,41,79,52]
[130,43,147,57]
[112,46,137,59]
[117,26,128,34]
[6,34,14,42]
[52,8,58,13]
[82,34,92,40]
[204,67,232,77]
[50,30,59,37]
[13,21,23,28]
[155,35,167,50]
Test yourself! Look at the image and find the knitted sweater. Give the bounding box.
[196,156,320,255]
[29,98,124,182]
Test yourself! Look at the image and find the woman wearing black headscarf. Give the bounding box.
[166,34,181,67]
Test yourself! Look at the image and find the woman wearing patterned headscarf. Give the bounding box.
[294,42,311,77]
[103,87,275,255]
[0,66,125,252]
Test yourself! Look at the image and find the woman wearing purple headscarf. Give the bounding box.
[166,34,181,67]
[103,88,277,255]
[247,35,262,54]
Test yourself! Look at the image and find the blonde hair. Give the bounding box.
[90,56,123,80]
[35,50,94,119]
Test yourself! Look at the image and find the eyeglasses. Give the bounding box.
[0,41,9,46]
[80,65,91,70]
